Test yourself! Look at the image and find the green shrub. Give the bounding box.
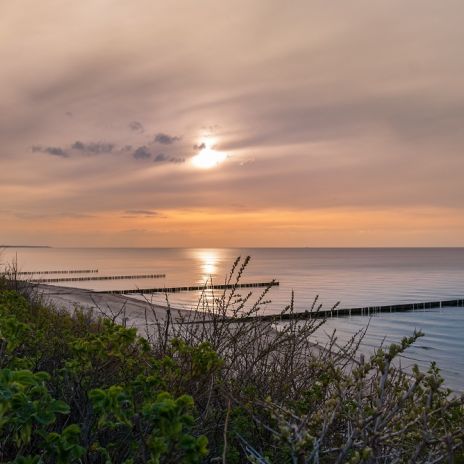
[0,369,70,458]
[0,287,208,463]
[0,257,463,463]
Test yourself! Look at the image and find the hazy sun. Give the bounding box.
[191,144,227,169]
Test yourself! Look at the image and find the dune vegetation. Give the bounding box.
[1,258,464,463]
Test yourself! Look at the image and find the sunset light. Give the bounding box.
[2,2,464,460]
[191,145,227,169]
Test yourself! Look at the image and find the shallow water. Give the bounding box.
[310,307,464,392]
[2,247,464,389]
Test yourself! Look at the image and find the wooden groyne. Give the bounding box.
[220,298,464,323]
[98,281,279,295]
[30,274,166,283]
[17,269,99,275]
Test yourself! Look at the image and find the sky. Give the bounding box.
[1,0,464,247]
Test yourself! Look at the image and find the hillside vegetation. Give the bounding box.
[1,258,463,463]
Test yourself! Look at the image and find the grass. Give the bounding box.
[0,256,463,463]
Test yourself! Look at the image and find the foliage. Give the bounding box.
[0,256,463,463]
[0,285,207,463]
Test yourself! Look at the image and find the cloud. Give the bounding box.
[154,153,168,162]
[4,1,464,246]
[193,142,206,150]
[154,132,181,145]
[124,209,159,216]
[14,211,95,220]
[31,141,184,164]
[32,145,68,157]
[71,141,114,154]
[169,157,185,163]
[133,146,151,160]
[32,141,114,157]
[129,121,144,133]
[121,209,164,218]
[153,153,185,163]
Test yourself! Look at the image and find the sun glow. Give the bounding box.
[191,144,227,169]
[192,249,220,280]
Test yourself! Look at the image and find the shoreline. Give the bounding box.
[33,283,192,335]
[22,283,464,393]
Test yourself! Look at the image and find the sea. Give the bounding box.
[2,247,464,391]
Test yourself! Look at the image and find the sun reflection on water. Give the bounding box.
[191,249,221,283]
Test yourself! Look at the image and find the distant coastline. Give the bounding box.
[0,245,51,248]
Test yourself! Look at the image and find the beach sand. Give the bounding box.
[33,284,191,335]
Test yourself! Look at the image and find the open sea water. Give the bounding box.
[2,247,464,390]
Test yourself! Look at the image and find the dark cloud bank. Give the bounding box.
[32,138,185,164]
[72,141,114,153]
[154,133,181,145]
[32,145,68,157]
[133,146,151,160]
[32,141,114,157]
[132,147,185,163]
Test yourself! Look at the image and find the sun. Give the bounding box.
[191,144,227,169]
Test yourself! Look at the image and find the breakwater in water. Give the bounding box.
[17,269,99,275]
[226,298,464,322]
[3,247,463,390]
[99,280,279,295]
[30,273,165,283]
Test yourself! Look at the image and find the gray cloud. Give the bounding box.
[206,92,464,152]
[33,141,115,158]
[129,121,144,133]
[72,141,114,154]
[154,153,168,162]
[169,157,185,164]
[193,142,206,150]
[124,209,159,216]
[153,153,185,163]
[14,211,95,220]
[133,146,151,160]
[154,133,181,145]
[4,0,464,246]
[32,145,68,157]
[121,209,163,218]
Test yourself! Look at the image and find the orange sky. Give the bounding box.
[1,1,464,247]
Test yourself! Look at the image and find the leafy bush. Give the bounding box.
[0,257,463,463]
[0,287,208,463]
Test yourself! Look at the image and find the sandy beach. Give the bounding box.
[33,283,191,335]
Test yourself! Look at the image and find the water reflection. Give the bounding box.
[190,249,221,283]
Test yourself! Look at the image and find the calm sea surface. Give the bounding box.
[2,247,464,390]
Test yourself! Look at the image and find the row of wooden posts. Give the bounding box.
[222,298,464,323]
[98,281,280,295]
[30,274,166,283]
[16,270,463,320]
[22,271,280,295]
[16,269,99,275]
